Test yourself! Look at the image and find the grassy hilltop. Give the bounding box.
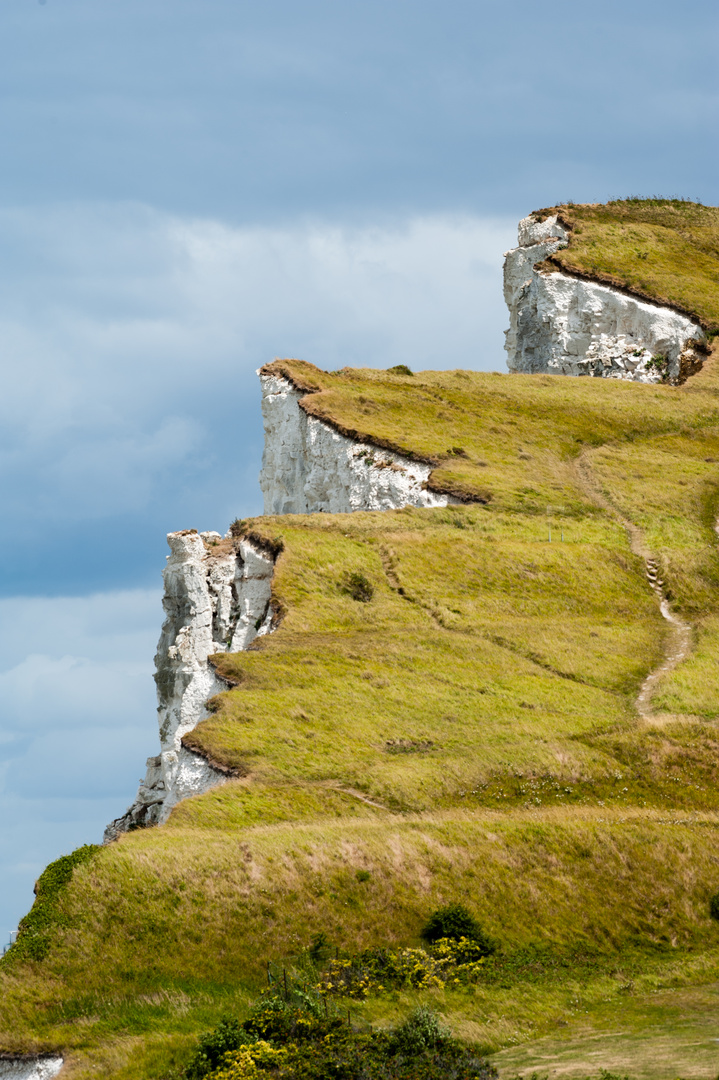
[4,200,719,1080]
[534,198,719,333]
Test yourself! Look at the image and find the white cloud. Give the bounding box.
[0,588,160,935]
[0,204,516,525]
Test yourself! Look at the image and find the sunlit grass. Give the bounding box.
[541,199,719,331]
[5,324,719,1075]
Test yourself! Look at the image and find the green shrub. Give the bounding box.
[387,364,413,376]
[709,891,719,921]
[318,937,490,998]
[341,571,374,603]
[4,844,100,965]
[187,999,497,1080]
[420,903,495,955]
[185,1017,250,1080]
[389,1006,450,1054]
[308,931,332,962]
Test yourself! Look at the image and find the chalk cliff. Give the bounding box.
[0,1059,63,1080]
[105,530,275,841]
[259,371,453,514]
[110,210,709,841]
[107,365,456,841]
[504,215,705,382]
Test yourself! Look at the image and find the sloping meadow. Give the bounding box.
[5,354,719,1076]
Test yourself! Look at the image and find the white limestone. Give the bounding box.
[504,215,705,382]
[105,531,275,840]
[0,1060,63,1080]
[259,373,453,514]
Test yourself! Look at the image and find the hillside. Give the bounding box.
[4,202,719,1080]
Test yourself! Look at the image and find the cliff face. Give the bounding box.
[504,215,705,382]
[259,371,453,514]
[104,530,275,841]
[108,367,457,842]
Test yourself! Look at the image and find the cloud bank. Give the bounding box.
[0,204,515,593]
[0,588,160,938]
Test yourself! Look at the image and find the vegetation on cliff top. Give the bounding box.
[4,206,719,1077]
[532,198,719,333]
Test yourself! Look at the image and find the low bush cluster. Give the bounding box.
[186,998,497,1080]
[420,903,493,948]
[317,937,492,999]
[340,571,375,603]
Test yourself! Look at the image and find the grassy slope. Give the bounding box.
[5,206,719,1078]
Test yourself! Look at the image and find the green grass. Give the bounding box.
[184,509,655,807]
[263,353,719,507]
[5,249,719,1076]
[492,980,719,1079]
[3,810,719,1076]
[535,198,719,332]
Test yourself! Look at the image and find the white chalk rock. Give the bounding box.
[259,373,452,514]
[105,532,275,840]
[504,215,705,382]
[0,1059,63,1080]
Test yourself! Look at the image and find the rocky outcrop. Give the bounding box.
[104,530,275,841]
[259,371,454,514]
[0,1059,63,1080]
[504,215,705,382]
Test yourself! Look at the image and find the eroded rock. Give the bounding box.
[503,215,705,382]
[259,372,452,514]
[104,531,275,840]
[0,1058,63,1080]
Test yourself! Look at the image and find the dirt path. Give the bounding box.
[575,452,693,721]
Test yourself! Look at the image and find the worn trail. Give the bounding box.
[575,452,693,721]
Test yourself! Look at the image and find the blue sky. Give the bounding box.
[0,0,717,938]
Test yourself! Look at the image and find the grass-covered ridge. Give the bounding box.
[5,347,719,1078]
[532,198,719,333]
[262,352,719,505]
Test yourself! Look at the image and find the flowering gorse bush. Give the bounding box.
[317,937,488,999]
[191,998,497,1080]
[210,1041,286,1080]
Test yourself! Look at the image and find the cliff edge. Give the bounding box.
[104,529,276,840]
[503,204,713,382]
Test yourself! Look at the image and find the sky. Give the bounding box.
[0,0,717,938]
